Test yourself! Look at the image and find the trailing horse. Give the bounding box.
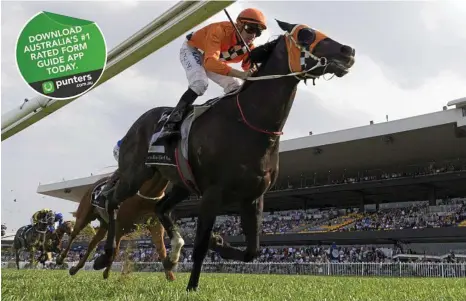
[13,210,55,269]
[58,173,176,280]
[36,220,75,264]
[94,19,356,291]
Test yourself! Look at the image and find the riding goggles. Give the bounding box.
[243,23,263,37]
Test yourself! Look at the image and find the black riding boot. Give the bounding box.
[164,88,198,131]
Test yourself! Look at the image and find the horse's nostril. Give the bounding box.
[341,45,353,56]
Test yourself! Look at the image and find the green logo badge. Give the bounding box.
[42,81,55,94]
[16,11,107,100]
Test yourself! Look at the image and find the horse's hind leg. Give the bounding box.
[154,185,190,270]
[95,165,154,271]
[69,226,107,276]
[210,195,263,262]
[148,222,176,281]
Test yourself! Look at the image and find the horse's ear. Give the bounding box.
[275,19,297,33]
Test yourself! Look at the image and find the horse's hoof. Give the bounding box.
[186,285,198,292]
[103,271,109,279]
[69,267,78,276]
[165,270,176,281]
[93,255,110,270]
[162,257,177,271]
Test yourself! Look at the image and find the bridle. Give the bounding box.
[235,32,332,136]
[244,32,330,82]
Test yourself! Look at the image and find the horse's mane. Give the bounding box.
[249,35,282,68]
[238,35,282,93]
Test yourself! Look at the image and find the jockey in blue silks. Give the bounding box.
[48,212,64,232]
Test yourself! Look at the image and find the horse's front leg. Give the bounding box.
[69,226,107,275]
[210,195,263,262]
[102,229,122,279]
[187,186,223,292]
[29,246,36,268]
[58,215,93,265]
[37,234,48,264]
[15,248,20,270]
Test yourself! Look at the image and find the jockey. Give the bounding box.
[48,212,64,232]
[162,8,267,132]
[31,208,54,227]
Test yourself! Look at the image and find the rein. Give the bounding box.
[245,33,329,82]
[236,33,328,136]
[236,95,284,136]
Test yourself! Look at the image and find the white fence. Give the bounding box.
[6,261,465,278]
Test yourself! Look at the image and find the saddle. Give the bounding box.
[156,96,221,142]
[145,89,243,195]
[17,225,33,248]
[21,225,32,236]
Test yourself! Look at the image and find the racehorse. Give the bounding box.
[57,173,176,280]
[37,220,74,264]
[13,210,55,269]
[93,19,356,291]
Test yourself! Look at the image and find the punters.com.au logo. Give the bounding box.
[41,81,55,94]
[41,73,93,94]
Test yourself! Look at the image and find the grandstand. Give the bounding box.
[37,98,466,211]
[28,98,466,265]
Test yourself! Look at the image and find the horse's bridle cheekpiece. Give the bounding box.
[244,24,329,84]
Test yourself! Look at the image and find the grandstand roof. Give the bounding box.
[2,232,16,241]
[37,104,466,204]
[447,96,466,109]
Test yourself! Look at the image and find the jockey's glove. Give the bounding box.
[228,68,255,80]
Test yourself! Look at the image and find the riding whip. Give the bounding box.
[223,9,259,70]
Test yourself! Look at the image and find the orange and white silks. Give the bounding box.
[187,21,255,75]
[179,21,256,96]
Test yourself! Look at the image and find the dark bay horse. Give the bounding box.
[13,210,55,269]
[94,19,356,291]
[57,173,176,280]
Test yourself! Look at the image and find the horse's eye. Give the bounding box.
[298,29,315,47]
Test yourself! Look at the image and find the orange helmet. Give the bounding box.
[236,8,267,30]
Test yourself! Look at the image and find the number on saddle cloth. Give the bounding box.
[90,180,110,209]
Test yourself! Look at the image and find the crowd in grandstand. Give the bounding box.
[3,198,465,266]
[175,198,466,238]
[262,159,466,191]
[4,242,465,266]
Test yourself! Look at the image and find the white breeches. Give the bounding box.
[179,40,242,96]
